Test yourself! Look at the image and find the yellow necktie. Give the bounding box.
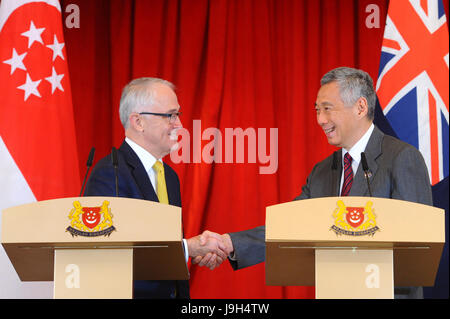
[153,161,169,204]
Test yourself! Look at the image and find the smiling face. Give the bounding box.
[140,83,182,158]
[315,81,370,150]
[127,82,183,159]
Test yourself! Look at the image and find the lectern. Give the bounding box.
[1,197,189,299]
[265,197,445,299]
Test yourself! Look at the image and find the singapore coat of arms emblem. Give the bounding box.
[66,200,116,237]
[330,200,380,237]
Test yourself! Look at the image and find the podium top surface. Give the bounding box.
[266,196,445,244]
[1,196,182,245]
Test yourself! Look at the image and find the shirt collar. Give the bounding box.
[342,123,374,165]
[125,137,161,173]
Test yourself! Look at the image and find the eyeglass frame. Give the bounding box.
[138,111,182,123]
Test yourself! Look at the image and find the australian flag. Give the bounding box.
[375,0,449,299]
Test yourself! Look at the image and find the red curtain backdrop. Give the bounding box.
[60,0,448,298]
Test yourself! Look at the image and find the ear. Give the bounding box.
[356,97,369,118]
[129,112,144,132]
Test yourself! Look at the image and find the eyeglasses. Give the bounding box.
[139,111,182,124]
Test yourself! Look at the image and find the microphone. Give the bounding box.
[360,152,372,197]
[79,147,95,196]
[111,147,119,197]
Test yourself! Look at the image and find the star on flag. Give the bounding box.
[17,73,41,101]
[21,20,45,48]
[46,34,65,61]
[2,48,27,75]
[45,66,64,93]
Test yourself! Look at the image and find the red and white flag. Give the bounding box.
[0,0,80,298]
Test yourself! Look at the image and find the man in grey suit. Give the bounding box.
[195,67,433,298]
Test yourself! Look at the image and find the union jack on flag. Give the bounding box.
[376,0,449,185]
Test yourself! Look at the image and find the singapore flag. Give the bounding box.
[0,0,80,298]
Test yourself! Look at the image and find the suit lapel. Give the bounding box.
[119,141,159,202]
[349,126,383,196]
[350,166,368,196]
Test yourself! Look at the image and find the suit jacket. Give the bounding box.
[229,126,433,271]
[84,141,189,299]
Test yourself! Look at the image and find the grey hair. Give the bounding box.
[119,77,175,129]
[320,67,376,120]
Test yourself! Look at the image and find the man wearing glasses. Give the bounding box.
[84,77,227,298]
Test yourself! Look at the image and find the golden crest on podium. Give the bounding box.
[66,200,116,237]
[330,200,379,237]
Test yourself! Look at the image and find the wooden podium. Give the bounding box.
[265,197,445,299]
[1,197,189,299]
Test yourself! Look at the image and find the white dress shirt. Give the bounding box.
[339,123,375,194]
[125,137,159,191]
[125,137,189,262]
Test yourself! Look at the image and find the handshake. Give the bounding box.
[186,231,234,270]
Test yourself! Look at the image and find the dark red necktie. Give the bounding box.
[341,152,353,196]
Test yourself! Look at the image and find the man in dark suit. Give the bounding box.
[85,78,227,299]
[195,67,433,298]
